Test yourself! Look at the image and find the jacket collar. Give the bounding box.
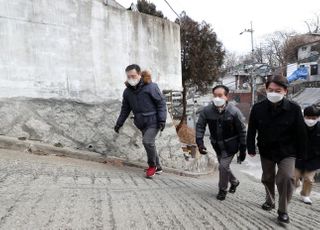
[124,74,152,88]
[125,78,144,90]
[306,121,320,131]
[267,98,290,111]
[212,101,229,113]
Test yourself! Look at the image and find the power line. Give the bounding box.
[163,0,180,19]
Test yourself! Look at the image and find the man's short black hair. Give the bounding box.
[125,64,141,73]
[212,85,229,96]
[304,105,320,116]
[266,75,288,89]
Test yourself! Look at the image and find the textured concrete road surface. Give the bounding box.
[1,149,320,230]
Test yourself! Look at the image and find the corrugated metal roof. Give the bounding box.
[292,88,320,108]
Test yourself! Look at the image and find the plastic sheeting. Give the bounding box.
[287,67,308,83]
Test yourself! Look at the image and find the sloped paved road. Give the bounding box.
[0,149,320,230]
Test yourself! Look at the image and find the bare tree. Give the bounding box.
[232,12,320,75]
[282,35,308,63]
[222,51,240,73]
[305,13,320,34]
[252,45,264,63]
[250,31,297,74]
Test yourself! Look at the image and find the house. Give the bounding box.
[287,39,320,81]
[231,63,272,91]
[221,63,272,119]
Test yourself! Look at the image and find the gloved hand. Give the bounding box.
[114,124,122,133]
[239,151,246,162]
[198,146,208,155]
[159,122,165,131]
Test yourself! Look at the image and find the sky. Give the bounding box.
[116,0,320,55]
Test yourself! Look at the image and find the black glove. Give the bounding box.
[159,122,165,131]
[196,138,204,147]
[198,146,208,155]
[239,144,246,153]
[114,124,122,133]
[239,151,246,162]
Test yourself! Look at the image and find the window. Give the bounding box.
[311,43,320,52]
[310,64,318,76]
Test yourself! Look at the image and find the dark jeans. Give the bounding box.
[260,157,295,213]
[142,127,160,167]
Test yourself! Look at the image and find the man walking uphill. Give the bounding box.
[114,64,167,178]
[247,75,307,224]
[196,85,247,201]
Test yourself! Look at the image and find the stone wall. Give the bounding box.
[0,98,213,172]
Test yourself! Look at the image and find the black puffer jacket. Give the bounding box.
[196,102,246,157]
[247,99,307,162]
[296,122,320,171]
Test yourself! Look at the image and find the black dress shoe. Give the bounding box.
[277,210,290,224]
[229,181,240,193]
[217,190,227,200]
[261,202,275,211]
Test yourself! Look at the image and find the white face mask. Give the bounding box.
[127,77,140,87]
[267,92,284,103]
[213,97,226,107]
[304,118,318,127]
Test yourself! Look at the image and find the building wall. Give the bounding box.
[0,0,182,102]
[298,45,312,61]
[229,92,252,120]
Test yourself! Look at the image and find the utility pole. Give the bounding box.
[240,21,255,105]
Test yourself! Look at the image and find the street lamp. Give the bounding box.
[240,21,255,105]
[239,21,254,54]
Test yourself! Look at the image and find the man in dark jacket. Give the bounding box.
[114,64,167,178]
[295,105,320,205]
[196,85,247,201]
[247,75,307,224]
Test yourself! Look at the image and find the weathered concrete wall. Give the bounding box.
[0,1,215,172]
[0,0,182,101]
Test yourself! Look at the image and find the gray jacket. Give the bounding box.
[196,102,246,156]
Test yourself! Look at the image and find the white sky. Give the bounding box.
[116,0,320,55]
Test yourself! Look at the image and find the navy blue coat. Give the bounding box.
[116,79,167,131]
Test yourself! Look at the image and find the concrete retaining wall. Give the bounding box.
[0,98,214,172]
[0,0,182,101]
[0,0,217,172]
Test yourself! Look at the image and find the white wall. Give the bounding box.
[0,0,182,102]
[0,1,216,172]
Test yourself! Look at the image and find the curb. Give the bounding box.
[0,135,214,178]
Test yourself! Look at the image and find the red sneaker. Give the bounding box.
[146,166,157,178]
